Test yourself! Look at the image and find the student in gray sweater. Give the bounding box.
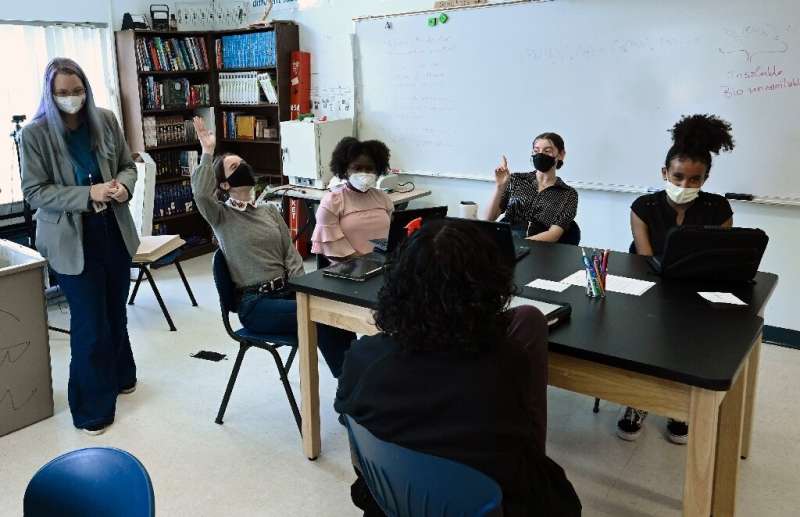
[190,117,354,376]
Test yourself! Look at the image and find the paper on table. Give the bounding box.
[526,279,571,293]
[561,270,655,296]
[698,292,748,306]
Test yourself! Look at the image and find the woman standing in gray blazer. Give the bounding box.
[21,58,140,435]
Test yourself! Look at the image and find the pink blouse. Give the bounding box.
[311,185,393,257]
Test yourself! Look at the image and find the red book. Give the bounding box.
[289,51,311,120]
[288,198,310,258]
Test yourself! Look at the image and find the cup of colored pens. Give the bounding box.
[582,248,609,299]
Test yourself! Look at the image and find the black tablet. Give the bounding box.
[322,258,385,282]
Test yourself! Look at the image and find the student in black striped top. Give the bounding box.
[618,114,736,445]
[485,132,578,242]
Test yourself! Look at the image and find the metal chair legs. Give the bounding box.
[215,342,302,436]
[216,344,250,425]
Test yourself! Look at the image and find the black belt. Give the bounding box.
[237,276,289,298]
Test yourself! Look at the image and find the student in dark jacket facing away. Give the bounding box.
[335,219,581,516]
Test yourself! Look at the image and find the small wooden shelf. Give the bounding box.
[138,70,210,76]
[216,66,275,73]
[152,211,200,224]
[156,176,191,185]
[217,103,278,109]
[219,138,279,145]
[142,105,211,115]
[145,142,200,152]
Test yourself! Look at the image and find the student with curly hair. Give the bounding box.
[311,137,394,259]
[618,114,736,444]
[335,219,581,516]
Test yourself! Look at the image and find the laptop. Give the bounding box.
[649,225,768,282]
[449,218,531,263]
[371,206,449,253]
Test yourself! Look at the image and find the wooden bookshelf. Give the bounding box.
[219,138,279,144]
[138,70,210,76]
[116,23,298,260]
[142,105,211,115]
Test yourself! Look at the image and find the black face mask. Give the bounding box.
[531,153,563,172]
[226,161,256,187]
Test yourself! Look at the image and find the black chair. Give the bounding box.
[558,221,581,246]
[211,250,301,434]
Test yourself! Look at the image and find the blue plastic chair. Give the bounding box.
[212,250,301,433]
[24,447,155,517]
[343,415,504,517]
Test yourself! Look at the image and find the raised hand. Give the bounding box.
[193,116,216,155]
[494,155,510,187]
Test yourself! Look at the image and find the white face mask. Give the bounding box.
[348,172,377,192]
[664,181,700,205]
[53,94,86,114]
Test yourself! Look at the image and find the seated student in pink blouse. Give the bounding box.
[311,137,394,259]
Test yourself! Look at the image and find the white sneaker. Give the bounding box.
[80,424,109,436]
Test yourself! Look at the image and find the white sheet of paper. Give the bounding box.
[560,270,656,296]
[698,292,748,306]
[526,279,571,293]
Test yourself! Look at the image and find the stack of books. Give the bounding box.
[140,78,210,111]
[221,112,275,140]
[216,31,276,69]
[136,36,210,72]
[154,181,195,218]
[153,150,200,178]
[143,115,198,148]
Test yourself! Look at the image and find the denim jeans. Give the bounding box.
[238,291,356,378]
[55,211,136,429]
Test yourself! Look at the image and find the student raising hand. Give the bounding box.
[494,155,510,187]
[193,116,216,155]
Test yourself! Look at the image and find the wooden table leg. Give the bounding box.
[712,362,748,517]
[741,337,762,459]
[297,293,321,460]
[684,387,719,517]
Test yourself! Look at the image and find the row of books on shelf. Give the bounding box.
[215,31,276,70]
[143,115,198,149]
[136,36,210,72]
[140,78,210,111]
[218,71,277,104]
[153,150,200,178]
[222,112,277,140]
[154,182,195,218]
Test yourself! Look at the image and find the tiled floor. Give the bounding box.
[1,256,798,516]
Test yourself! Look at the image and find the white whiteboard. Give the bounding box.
[354,0,800,200]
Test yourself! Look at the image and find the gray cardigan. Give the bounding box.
[20,108,140,275]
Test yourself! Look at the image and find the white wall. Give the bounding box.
[109,0,798,331]
[1,0,112,24]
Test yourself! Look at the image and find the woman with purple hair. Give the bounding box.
[20,58,140,435]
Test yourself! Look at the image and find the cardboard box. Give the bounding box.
[0,239,53,437]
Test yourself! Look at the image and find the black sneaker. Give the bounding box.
[666,419,689,445]
[616,406,648,441]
